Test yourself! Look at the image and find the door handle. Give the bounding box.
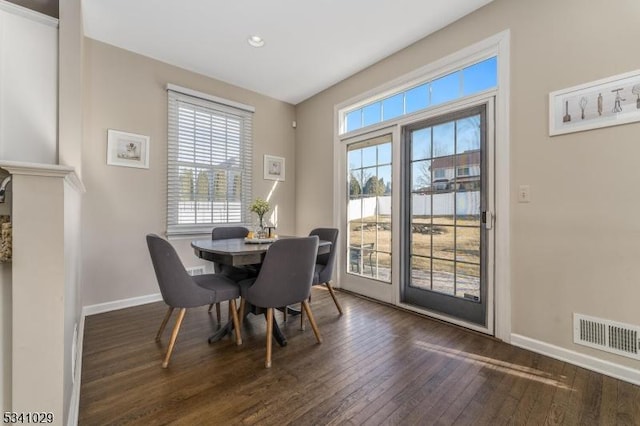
[482,211,494,230]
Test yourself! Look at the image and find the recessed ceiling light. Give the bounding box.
[248,35,265,48]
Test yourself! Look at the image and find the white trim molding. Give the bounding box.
[333,30,511,340]
[82,293,162,317]
[0,0,58,27]
[511,334,640,387]
[0,161,86,193]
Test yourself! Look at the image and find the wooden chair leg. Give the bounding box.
[301,301,322,344]
[215,302,222,323]
[283,306,288,322]
[229,299,242,346]
[265,307,273,368]
[299,301,305,331]
[162,308,186,368]
[238,298,246,328]
[325,282,343,315]
[156,307,174,341]
[207,303,213,312]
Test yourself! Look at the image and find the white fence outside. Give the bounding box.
[348,191,481,220]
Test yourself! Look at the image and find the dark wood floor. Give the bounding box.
[79,288,640,425]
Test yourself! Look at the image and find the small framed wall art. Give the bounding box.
[264,154,285,181]
[549,69,640,136]
[107,129,150,169]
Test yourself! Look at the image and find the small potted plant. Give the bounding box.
[250,198,270,231]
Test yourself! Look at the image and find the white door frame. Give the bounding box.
[332,30,510,341]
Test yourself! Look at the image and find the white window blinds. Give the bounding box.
[167,87,253,235]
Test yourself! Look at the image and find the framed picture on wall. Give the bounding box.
[549,69,640,136]
[107,129,150,169]
[264,155,285,181]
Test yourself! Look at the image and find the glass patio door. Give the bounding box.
[403,104,491,327]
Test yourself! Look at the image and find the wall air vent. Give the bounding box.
[573,313,640,360]
[186,266,205,276]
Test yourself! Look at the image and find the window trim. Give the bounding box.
[166,85,254,236]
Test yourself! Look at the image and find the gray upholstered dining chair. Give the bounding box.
[146,234,242,368]
[238,236,322,368]
[208,226,254,321]
[309,228,342,314]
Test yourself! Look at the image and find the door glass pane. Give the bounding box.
[411,128,431,161]
[456,226,480,264]
[432,193,454,225]
[348,149,362,170]
[407,107,484,307]
[432,259,455,296]
[456,192,480,225]
[456,263,480,300]
[347,138,392,283]
[456,115,481,153]
[433,122,455,158]
[411,224,431,258]
[362,146,377,167]
[411,256,431,290]
[412,160,431,192]
[432,225,455,261]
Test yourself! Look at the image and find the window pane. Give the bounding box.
[346,109,362,132]
[406,84,429,113]
[432,193,454,225]
[411,128,431,161]
[382,93,404,121]
[463,57,497,96]
[431,71,461,105]
[363,102,381,127]
[375,252,392,282]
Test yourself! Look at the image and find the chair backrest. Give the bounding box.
[212,226,249,240]
[211,227,249,273]
[146,234,213,308]
[309,228,339,283]
[245,236,319,308]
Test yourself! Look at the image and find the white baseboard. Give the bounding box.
[82,293,162,317]
[511,333,640,386]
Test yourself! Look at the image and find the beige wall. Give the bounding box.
[295,0,640,370]
[82,39,296,306]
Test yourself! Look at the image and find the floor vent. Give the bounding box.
[186,266,205,276]
[573,313,640,360]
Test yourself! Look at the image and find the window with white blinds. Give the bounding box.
[167,87,253,235]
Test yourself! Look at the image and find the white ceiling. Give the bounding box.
[83,0,492,105]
